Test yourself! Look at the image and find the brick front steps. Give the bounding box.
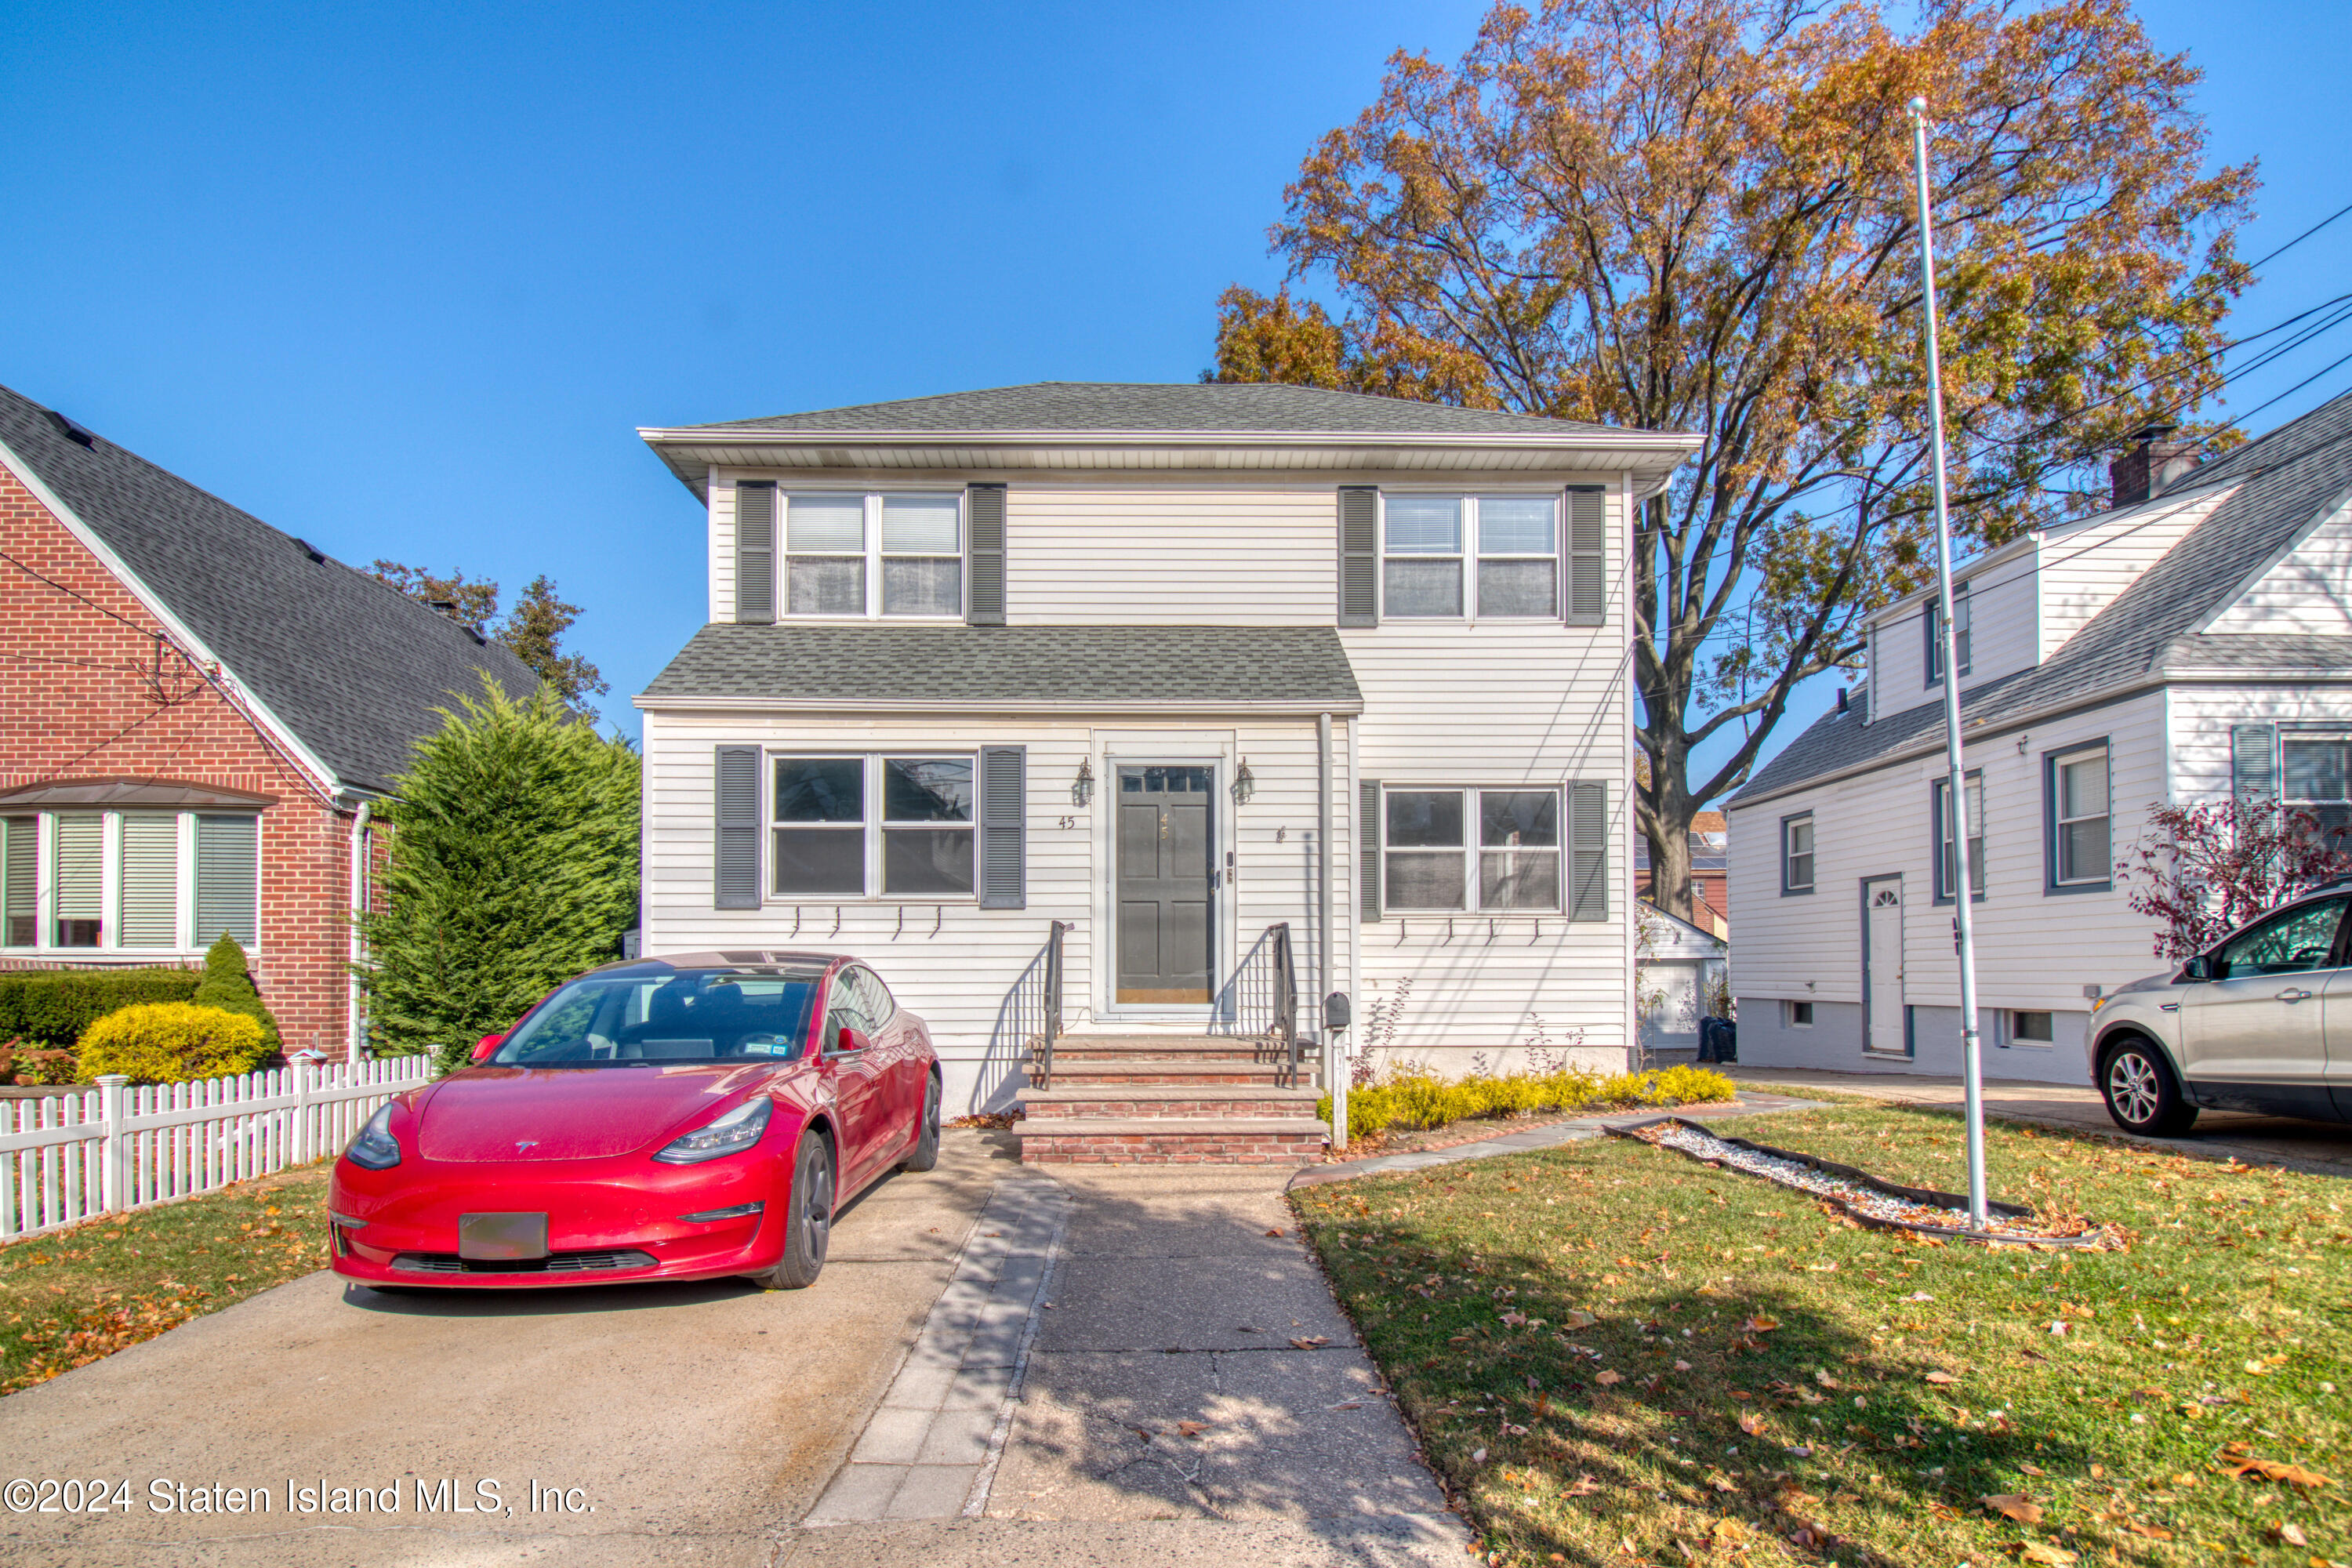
[1014,1033,1326,1165]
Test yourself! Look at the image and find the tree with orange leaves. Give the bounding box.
[1209,0,2252,921]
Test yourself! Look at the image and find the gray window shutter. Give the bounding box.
[2232,723,2278,802]
[1565,487,1606,626]
[1338,487,1378,627]
[1568,781,1608,921]
[978,746,1026,908]
[967,484,1007,626]
[735,482,775,625]
[194,814,260,947]
[1359,779,1382,921]
[715,746,761,909]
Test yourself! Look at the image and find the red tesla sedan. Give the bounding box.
[328,951,941,1290]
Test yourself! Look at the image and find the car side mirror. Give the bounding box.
[2180,956,2212,982]
[471,1033,504,1062]
[835,1026,869,1055]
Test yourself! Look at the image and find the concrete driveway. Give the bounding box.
[1723,1065,2352,1177]
[0,1130,1014,1567]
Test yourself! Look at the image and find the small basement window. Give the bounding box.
[2009,1010,2054,1044]
[1787,1000,1814,1028]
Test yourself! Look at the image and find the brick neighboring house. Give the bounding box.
[1635,811,1729,937]
[0,383,538,1058]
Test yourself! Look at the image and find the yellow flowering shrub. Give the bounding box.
[1319,1063,1734,1144]
[76,1004,272,1085]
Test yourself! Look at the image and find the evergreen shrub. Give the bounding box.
[0,968,201,1047]
[190,935,281,1054]
[359,677,640,1072]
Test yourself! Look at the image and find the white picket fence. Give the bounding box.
[0,1056,436,1242]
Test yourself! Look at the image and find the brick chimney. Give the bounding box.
[2109,423,2200,509]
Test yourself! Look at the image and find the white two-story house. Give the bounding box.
[1725,390,2352,1084]
[632,382,1698,1134]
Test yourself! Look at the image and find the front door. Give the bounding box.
[1116,764,1214,1005]
[1863,877,1907,1056]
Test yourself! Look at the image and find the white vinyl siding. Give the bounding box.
[2199,490,2352,635]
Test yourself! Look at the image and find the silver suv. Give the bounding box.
[2088,883,2352,1136]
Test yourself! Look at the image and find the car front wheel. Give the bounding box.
[2100,1036,2198,1137]
[748,1131,834,1290]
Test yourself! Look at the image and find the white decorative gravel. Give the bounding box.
[1630,1120,2104,1243]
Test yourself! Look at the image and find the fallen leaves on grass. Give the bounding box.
[2223,1457,2335,1488]
[1174,1421,1209,1438]
[1595,1370,1624,1386]
[1924,1370,1961,1385]
[2267,1520,2310,1547]
[2014,1544,2078,1565]
[1980,1493,2045,1524]
[6,1284,214,1392]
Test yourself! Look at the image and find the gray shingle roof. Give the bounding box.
[1733,387,2352,807]
[673,381,1626,438]
[641,623,1364,710]
[1,382,541,796]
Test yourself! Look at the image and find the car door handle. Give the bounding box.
[2158,1003,2179,1011]
[2278,987,2315,1002]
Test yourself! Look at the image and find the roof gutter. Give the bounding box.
[633,694,1367,717]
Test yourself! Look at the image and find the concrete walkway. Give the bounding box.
[782,1165,1469,1567]
[1722,1065,2352,1177]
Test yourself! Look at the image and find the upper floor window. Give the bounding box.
[1382,495,1560,620]
[2048,742,2111,889]
[0,811,259,953]
[1925,584,1972,684]
[1384,787,1561,912]
[771,754,975,899]
[1933,771,1985,902]
[782,492,963,620]
[1780,813,1815,895]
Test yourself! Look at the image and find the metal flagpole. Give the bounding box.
[1907,96,1988,1229]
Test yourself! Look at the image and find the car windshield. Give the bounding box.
[492,968,823,1067]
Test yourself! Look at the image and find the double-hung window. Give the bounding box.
[1780,813,1815,895]
[0,810,260,954]
[781,492,964,619]
[1383,788,1561,912]
[1933,771,1985,902]
[2281,732,2352,845]
[1381,495,1560,620]
[2049,743,2111,889]
[1926,585,1972,684]
[771,755,975,899]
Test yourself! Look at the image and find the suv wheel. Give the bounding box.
[2099,1036,2198,1137]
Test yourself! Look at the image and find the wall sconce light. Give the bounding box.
[2016,732,2029,756]
[1232,758,1256,805]
[1072,758,1094,808]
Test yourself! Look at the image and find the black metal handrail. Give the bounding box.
[1268,921,1299,1086]
[1036,920,1069,1089]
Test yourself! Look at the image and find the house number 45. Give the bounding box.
[1056,815,1078,830]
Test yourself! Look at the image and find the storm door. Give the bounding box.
[1115,765,1214,1004]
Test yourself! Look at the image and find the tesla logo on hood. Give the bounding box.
[514,1140,539,1152]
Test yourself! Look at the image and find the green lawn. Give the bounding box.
[0,1164,331,1394]
[1291,1104,2350,1567]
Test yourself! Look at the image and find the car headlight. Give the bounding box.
[653,1098,771,1164]
[345,1104,401,1171]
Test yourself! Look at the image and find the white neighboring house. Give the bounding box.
[633,383,1700,1116]
[1725,390,2352,1085]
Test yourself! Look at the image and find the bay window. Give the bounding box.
[771,754,975,898]
[1382,494,1562,620]
[780,492,964,619]
[0,810,260,953]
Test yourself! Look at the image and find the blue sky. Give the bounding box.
[4,1,2347,783]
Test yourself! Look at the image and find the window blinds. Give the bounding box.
[194,815,259,948]
[118,815,180,948]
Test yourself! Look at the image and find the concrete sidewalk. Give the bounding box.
[1722,1064,2352,1177]
[783,1165,1468,1567]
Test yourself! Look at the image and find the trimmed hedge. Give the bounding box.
[1318,1063,1737,1144]
[77,1004,271,1085]
[0,968,201,1048]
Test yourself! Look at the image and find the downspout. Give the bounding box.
[1318,712,1343,1151]
[347,801,372,1062]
